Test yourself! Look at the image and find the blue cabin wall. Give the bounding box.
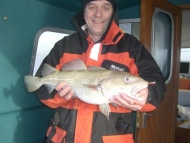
[0,0,189,143]
[168,0,190,5]
[0,0,75,142]
[118,5,140,19]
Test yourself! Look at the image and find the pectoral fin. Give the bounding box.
[99,103,110,120]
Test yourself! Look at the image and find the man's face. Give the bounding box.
[84,0,113,41]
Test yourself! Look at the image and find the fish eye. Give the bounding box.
[125,77,130,82]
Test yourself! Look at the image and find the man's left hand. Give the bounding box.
[109,88,148,111]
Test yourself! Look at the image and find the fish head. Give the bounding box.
[101,72,148,100]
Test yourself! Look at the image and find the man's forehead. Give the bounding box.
[87,0,112,5]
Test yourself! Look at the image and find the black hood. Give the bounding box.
[82,0,116,12]
[71,1,119,42]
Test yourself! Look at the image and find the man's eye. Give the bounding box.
[103,6,110,11]
[89,6,95,10]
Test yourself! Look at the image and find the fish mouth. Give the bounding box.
[132,84,148,100]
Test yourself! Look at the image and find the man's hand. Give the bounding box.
[55,82,74,100]
[109,88,148,111]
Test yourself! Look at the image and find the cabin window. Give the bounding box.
[152,8,174,83]
[30,27,75,76]
[180,48,190,78]
[119,18,140,40]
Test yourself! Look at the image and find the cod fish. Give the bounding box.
[24,59,148,119]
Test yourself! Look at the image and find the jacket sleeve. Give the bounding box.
[127,35,166,112]
[33,38,71,108]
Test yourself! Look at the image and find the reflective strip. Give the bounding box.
[46,126,67,143]
[102,134,134,143]
[52,126,67,143]
[74,101,95,143]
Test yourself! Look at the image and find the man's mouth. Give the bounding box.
[93,20,104,24]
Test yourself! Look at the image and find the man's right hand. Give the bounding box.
[55,82,74,100]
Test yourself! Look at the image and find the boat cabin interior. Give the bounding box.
[0,0,190,142]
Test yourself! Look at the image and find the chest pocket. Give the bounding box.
[101,60,129,72]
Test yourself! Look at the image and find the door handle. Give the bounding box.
[142,112,156,128]
[136,112,156,128]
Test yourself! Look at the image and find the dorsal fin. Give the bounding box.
[42,64,57,76]
[62,59,87,71]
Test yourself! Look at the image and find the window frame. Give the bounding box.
[30,27,75,75]
[151,8,174,84]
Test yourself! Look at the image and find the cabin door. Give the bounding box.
[135,0,182,143]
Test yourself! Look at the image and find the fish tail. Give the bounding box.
[24,76,42,92]
[99,103,110,120]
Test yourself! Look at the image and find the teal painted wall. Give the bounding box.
[118,5,140,19]
[168,0,190,5]
[0,0,75,142]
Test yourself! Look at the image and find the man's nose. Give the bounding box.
[94,7,102,17]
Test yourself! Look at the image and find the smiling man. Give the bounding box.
[84,0,113,42]
[35,0,166,143]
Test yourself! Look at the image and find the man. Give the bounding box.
[35,0,166,142]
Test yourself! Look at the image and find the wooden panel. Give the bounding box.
[179,4,190,9]
[179,78,190,89]
[136,0,182,143]
[175,127,190,143]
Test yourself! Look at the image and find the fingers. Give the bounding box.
[110,95,142,111]
[55,82,67,91]
[109,89,149,111]
[55,82,74,100]
[119,93,136,105]
[59,86,73,100]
